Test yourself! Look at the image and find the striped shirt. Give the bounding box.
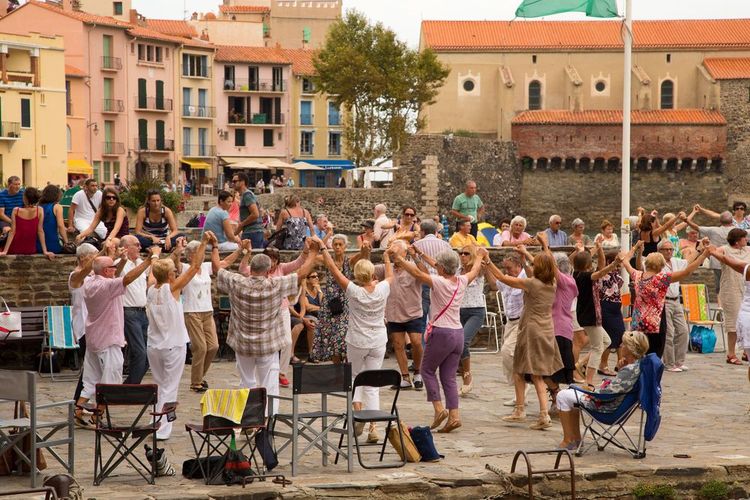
[414,234,452,275]
[0,189,24,216]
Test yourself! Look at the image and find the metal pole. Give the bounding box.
[621,0,633,256]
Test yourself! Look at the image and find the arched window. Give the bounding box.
[528,80,542,110]
[660,80,674,109]
[66,125,72,151]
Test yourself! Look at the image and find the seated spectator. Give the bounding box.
[568,218,592,247]
[358,220,376,249]
[76,187,129,244]
[493,216,534,247]
[293,274,323,362]
[276,194,314,250]
[0,187,54,259]
[313,214,334,248]
[37,184,68,254]
[498,218,511,234]
[594,219,620,250]
[450,220,478,248]
[134,190,184,251]
[0,175,24,236]
[544,215,568,247]
[68,178,107,240]
[202,190,241,252]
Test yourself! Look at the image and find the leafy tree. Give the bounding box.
[313,10,449,168]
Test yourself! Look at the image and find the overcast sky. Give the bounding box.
[133,0,750,47]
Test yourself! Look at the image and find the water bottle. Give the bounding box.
[441,214,449,239]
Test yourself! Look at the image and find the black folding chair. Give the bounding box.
[335,369,406,469]
[269,363,353,476]
[89,384,176,485]
[185,387,285,485]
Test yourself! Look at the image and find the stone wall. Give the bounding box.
[257,187,417,233]
[721,79,750,202]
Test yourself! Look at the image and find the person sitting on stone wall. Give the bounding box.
[544,215,568,247]
[67,178,107,241]
[494,215,535,247]
[313,213,334,248]
[449,219,478,248]
[568,218,593,247]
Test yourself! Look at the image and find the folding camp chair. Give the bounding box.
[0,369,75,487]
[572,353,664,459]
[89,384,176,486]
[680,283,725,352]
[38,306,79,381]
[470,294,501,354]
[269,363,353,476]
[185,387,283,485]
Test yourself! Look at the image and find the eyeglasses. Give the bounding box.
[735,207,746,211]
[309,274,319,279]
[232,179,239,183]
[403,213,415,217]
[104,195,117,200]
[459,251,471,256]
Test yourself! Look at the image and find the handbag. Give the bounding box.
[328,296,344,316]
[689,325,716,354]
[0,297,21,340]
[221,433,253,485]
[410,426,443,462]
[424,281,460,341]
[266,228,289,249]
[387,421,421,463]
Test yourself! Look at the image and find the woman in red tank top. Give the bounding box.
[0,187,54,259]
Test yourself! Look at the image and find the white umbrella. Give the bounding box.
[264,158,293,169]
[291,161,325,171]
[229,159,269,170]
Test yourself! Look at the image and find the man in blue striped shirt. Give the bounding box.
[0,176,23,234]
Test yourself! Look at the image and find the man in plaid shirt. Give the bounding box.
[216,238,320,414]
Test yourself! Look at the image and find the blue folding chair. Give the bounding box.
[571,353,663,459]
[38,306,79,381]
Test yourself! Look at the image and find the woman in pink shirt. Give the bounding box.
[493,215,534,247]
[394,246,486,433]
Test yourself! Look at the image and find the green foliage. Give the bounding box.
[313,10,449,168]
[699,480,730,500]
[632,483,676,499]
[120,178,182,213]
[442,129,479,138]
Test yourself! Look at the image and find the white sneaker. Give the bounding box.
[678,365,689,371]
[413,374,424,390]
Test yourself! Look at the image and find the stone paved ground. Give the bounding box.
[3,347,750,499]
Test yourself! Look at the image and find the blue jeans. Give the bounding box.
[123,307,149,384]
[243,230,265,249]
[460,307,486,360]
[421,284,431,337]
[135,233,186,250]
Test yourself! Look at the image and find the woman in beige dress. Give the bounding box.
[716,228,750,365]
[484,232,563,430]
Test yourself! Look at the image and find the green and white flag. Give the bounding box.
[515,0,619,18]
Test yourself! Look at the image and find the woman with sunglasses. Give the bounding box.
[291,274,323,363]
[457,245,486,395]
[76,187,129,244]
[695,201,750,231]
[394,206,420,243]
[134,190,183,251]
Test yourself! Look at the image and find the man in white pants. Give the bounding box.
[216,239,319,415]
[658,239,690,372]
[495,254,527,406]
[74,247,157,426]
[68,178,107,239]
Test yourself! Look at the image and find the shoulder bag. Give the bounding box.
[424,280,460,341]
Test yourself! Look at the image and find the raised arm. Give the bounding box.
[382,248,394,283]
[123,246,159,287]
[171,232,211,297]
[465,246,488,284]
[320,246,350,291]
[711,246,750,280]
[483,256,529,291]
[591,254,621,281]
[211,235,246,274]
[350,240,371,266]
[391,252,433,287]
[618,240,644,276]
[170,237,186,276]
[671,242,711,282]
[695,204,721,220]
[652,211,684,239]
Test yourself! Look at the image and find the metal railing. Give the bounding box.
[229,112,285,125]
[181,64,211,78]
[101,56,122,71]
[102,141,125,155]
[182,144,216,157]
[134,138,174,151]
[182,105,216,118]
[134,96,173,111]
[223,79,287,92]
[0,121,20,138]
[102,99,124,113]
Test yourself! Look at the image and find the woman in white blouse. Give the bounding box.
[318,236,393,444]
[457,245,485,395]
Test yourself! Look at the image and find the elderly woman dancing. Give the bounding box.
[393,245,486,433]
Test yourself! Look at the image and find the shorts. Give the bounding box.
[387,318,424,335]
[291,316,304,328]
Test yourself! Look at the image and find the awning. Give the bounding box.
[180,158,212,170]
[291,161,325,171]
[291,159,355,170]
[219,156,271,170]
[264,158,293,169]
[67,159,93,176]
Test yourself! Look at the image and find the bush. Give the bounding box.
[632,483,676,499]
[120,178,182,213]
[700,480,730,500]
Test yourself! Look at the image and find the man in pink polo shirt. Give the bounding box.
[74,246,158,427]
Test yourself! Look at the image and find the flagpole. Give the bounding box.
[621,0,632,256]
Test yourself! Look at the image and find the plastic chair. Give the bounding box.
[39,306,79,381]
[680,284,726,352]
[334,369,406,469]
[269,363,353,476]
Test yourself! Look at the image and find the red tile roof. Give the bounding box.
[215,45,289,64]
[144,19,197,39]
[422,19,750,52]
[25,0,131,28]
[65,64,87,77]
[127,25,212,49]
[703,58,750,80]
[278,48,316,75]
[219,5,270,15]
[511,109,727,126]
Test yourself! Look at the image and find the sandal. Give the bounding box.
[727,355,743,365]
[460,372,473,396]
[597,368,616,377]
[190,384,208,393]
[575,362,586,378]
[437,420,462,433]
[430,409,449,429]
[74,414,95,430]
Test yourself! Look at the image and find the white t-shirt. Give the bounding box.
[146,284,189,350]
[664,257,688,298]
[345,280,390,349]
[120,258,148,308]
[71,189,102,222]
[68,272,89,341]
[181,262,213,313]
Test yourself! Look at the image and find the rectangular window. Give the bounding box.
[138,119,148,149]
[183,127,191,156]
[65,80,72,115]
[147,45,153,62]
[300,131,313,155]
[224,66,235,89]
[300,100,313,125]
[302,78,314,93]
[198,128,208,156]
[113,1,123,15]
[20,98,31,128]
[248,66,259,90]
[328,131,341,155]
[272,66,283,91]
[93,161,101,181]
[103,161,111,182]
[263,129,274,147]
[328,101,340,126]
[235,128,246,147]
[138,44,145,61]
[155,46,163,63]
[155,120,165,150]
[183,54,208,77]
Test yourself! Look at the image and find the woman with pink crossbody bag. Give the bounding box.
[393,245,487,433]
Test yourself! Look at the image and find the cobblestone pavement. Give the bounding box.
[3,347,749,499]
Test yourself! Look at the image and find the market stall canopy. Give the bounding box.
[67,159,93,176]
[264,158,293,169]
[223,158,270,170]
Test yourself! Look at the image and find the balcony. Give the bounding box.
[228,112,285,126]
[300,113,313,126]
[182,105,216,119]
[182,144,216,157]
[181,65,211,79]
[102,141,125,155]
[0,121,20,140]
[134,96,173,112]
[101,56,122,71]
[223,79,287,93]
[102,99,124,114]
[134,138,174,152]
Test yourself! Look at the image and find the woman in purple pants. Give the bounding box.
[393,245,486,433]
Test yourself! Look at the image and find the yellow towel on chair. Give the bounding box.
[200,389,249,424]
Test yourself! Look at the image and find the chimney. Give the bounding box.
[200,29,209,41]
[129,8,138,24]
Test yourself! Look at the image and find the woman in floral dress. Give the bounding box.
[312,234,369,363]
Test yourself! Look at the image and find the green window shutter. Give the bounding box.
[155,80,165,110]
[156,120,165,150]
[138,119,148,149]
[138,78,147,108]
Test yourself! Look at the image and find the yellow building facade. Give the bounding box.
[0,32,67,187]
